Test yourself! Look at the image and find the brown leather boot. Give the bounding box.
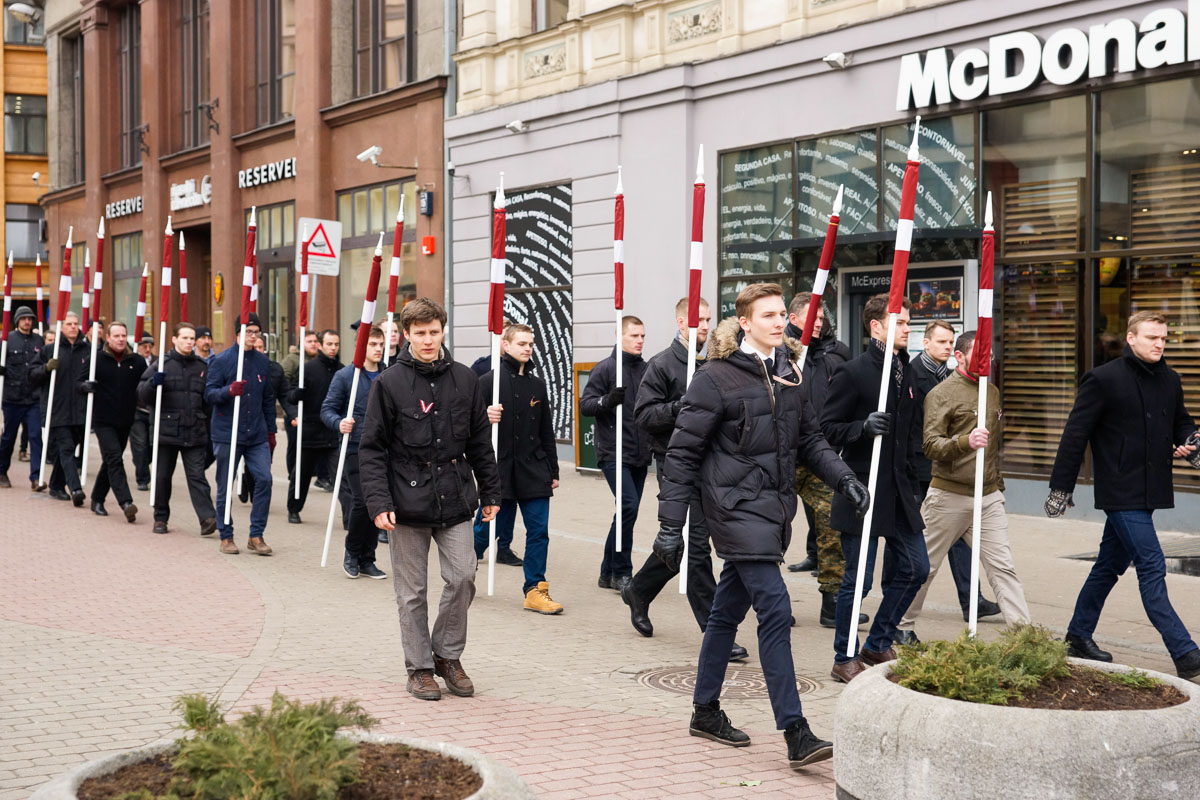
[830,657,867,684]
[433,655,474,697]
[246,537,273,555]
[407,669,441,701]
[860,646,898,666]
[219,539,240,555]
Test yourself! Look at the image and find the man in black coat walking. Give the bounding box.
[475,324,563,614]
[821,293,930,684]
[89,321,147,521]
[656,283,867,769]
[139,322,216,535]
[0,305,45,491]
[580,315,651,591]
[286,329,341,522]
[1048,310,1200,680]
[31,312,91,504]
[359,298,500,703]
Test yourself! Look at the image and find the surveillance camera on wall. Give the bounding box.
[446,161,455,176]
[822,52,851,70]
[31,171,41,183]
[356,145,382,165]
[505,120,529,134]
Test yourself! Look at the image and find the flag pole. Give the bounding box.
[844,118,922,658]
[237,236,261,497]
[798,185,842,373]
[295,222,310,500]
[38,227,73,488]
[223,208,256,526]
[680,146,705,594]
[149,217,173,509]
[80,246,94,486]
[385,196,405,367]
[487,174,507,597]
[34,253,44,337]
[323,232,384,567]
[133,263,149,342]
[967,192,995,636]
[81,246,91,333]
[1,255,12,434]
[614,167,624,559]
[178,231,189,323]
[81,218,107,490]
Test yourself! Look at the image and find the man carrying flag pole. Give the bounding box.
[385,199,404,368]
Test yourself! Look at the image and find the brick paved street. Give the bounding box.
[3,441,1199,798]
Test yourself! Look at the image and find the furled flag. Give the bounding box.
[969,193,995,377]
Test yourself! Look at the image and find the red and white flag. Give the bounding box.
[969,193,995,377]
[614,168,624,311]
[2,254,12,343]
[81,249,91,331]
[354,235,384,369]
[93,218,106,329]
[159,218,174,334]
[241,208,257,324]
[388,199,405,319]
[34,254,43,330]
[134,264,148,337]
[57,228,74,323]
[889,122,921,314]
[488,181,506,335]
[687,147,704,327]
[801,186,843,348]
[178,231,189,323]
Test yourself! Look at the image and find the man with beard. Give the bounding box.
[0,306,45,491]
[89,321,147,521]
[286,329,341,523]
[32,312,90,504]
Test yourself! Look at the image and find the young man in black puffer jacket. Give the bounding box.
[90,321,147,522]
[656,283,868,770]
[138,322,216,535]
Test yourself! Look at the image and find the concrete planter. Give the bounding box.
[834,658,1200,800]
[31,731,535,800]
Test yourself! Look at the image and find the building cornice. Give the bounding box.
[320,76,448,128]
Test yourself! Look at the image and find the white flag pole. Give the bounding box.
[38,227,73,489]
[295,223,309,500]
[680,146,705,594]
[224,208,256,525]
[149,217,173,508]
[81,246,97,487]
[968,193,995,636]
[487,175,506,597]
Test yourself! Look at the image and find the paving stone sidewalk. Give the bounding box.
[2,442,1198,798]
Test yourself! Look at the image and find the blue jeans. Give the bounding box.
[599,461,647,579]
[213,440,272,540]
[1068,510,1197,661]
[694,560,804,730]
[474,497,551,595]
[835,504,930,664]
[0,401,42,481]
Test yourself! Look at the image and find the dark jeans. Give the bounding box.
[473,497,551,595]
[47,425,84,493]
[92,424,134,506]
[473,505,515,554]
[1,401,42,481]
[213,440,272,540]
[129,408,151,486]
[1068,510,1197,661]
[835,503,930,664]
[881,480,979,611]
[288,446,335,513]
[694,560,804,730]
[342,452,379,567]
[629,456,716,631]
[154,443,215,523]
[598,461,647,579]
[285,420,297,480]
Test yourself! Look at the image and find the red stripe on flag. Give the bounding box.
[94,237,106,327]
[56,246,73,323]
[298,240,309,331]
[614,194,624,310]
[134,268,147,337]
[690,183,704,243]
[388,218,404,315]
[887,160,921,314]
[2,263,12,342]
[241,225,256,325]
[687,269,702,328]
[969,230,995,377]
[159,232,173,331]
[899,160,919,221]
[802,215,840,346]
[82,259,91,330]
[353,251,383,369]
[35,260,43,324]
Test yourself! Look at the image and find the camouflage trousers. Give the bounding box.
[795,465,845,594]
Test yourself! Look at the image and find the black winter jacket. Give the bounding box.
[634,337,703,457]
[480,354,559,500]
[267,359,296,422]
[93,344,147,429]
[659,319,853,563]
[32,333,91,428]
[579,346,651,467]
[821,340,924,536]
[785,322,852,417]
[909,354,949,485]
[137,349,209,448]
[290,351,340,449]
[2,328,45,405]
[358,345,502,528]
[1050,346,1195,511]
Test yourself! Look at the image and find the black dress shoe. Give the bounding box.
[729,643,749,662]
[495,548,524,566]
[90,501,108,516]
[288,512,302,524]
[620,582,653,637]
[964,597,1002,622]
[153,521,169,534]
[597,575,613,590]
[1174,648,1200,681]
[787,555,817,573]
[894,630,921,647]
[137,482,149,492]
[121,501,137,523]
[785,719,833,768]
[71,489,86,507]
[1065,633,1113,662]
[49,487,70,501]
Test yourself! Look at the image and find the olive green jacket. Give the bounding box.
[923,370,1005,496]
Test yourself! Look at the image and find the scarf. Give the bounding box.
[869,337,904,389]
[919,351,949,383]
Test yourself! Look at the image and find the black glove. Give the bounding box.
[602,386,626,408]
[45,358,59,373]
[1186,432,1200,470]
[838,475,871,519]
[286,387,304,404]
[152,371,166,387]
[1045,488,1073,518]
[862,412,892,437]
[670,399,683,417]
[652,523,685,573]
[0,364,6,377]
[78,380,97,395]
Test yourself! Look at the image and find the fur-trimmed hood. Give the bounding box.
[707,317,804,363]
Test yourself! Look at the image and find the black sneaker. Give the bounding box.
[377,531,389,544]
[689,701,750,747]
[785,719,833,768]
[1174,648,1200,681]
[597,574,613,590]
[343,552,359,579]
[71,489,86,507]
[359,562,388,580]
[495,548,524,566]
[1065,633,1113,662]
[288,512,302,524]
[894,630,921,647]
[965,597,1002,622]
[49,487,70,501]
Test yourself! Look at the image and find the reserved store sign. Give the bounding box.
[898,2,1200,110]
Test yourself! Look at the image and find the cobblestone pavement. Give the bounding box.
[3,441,1198,798]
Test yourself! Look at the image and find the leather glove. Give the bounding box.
[0,364,6,377]
[78,380,97,395]
[862,411,892,437]
[1045,488,1074,518]
[1187,432,1200,470]
[286,387,304,404]
[602,386,626,408]
[151,371,166,387]
[652,523,685,573]
[228,380,247,397]
[267,431,277,454]
[45,358,59,373]
[838,475,871,520]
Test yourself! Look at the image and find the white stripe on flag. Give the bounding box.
[250,285,258,301]
[59,275,72,292]
[689,241,703,270]
[243,266,254,286]
[36,288,43,299]
[94,273,103,290]
[613,240,624,263]
[895,218,914,252]
[300,275,309,292]
[813,269,829,296]
[978,288,994,318]
[179,278,188,294]
[136,301,146,317]
[162,267,172,287]
[360,300,376,325]
[490,257,506,284]
[81,295,90,308]
[4,297,11,310]
[390,256,401,278]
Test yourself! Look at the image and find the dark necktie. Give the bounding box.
[763,357,774,374]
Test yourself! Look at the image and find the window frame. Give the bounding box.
[118,5,142,168]
[3,94,47,155]
[254,0,295,127]
[351,0,414,98]
[180,0,211,150]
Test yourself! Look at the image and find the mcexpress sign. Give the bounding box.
[897,3,1200,111]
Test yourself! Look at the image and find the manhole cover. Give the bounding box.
[636,666,819,699]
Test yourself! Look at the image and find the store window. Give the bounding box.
[255,0,295,127]
[719,142,794,300]
[111,233,147,334]
[246,203,295,360]
[353,0,410,97]
[4,4,43,44]
[336,181,416,332]
[5,204,42,260]
[119,5,142,168]
[882,114,976,231]
[4,94,45,155]
[795,129,879,237]
[180,0,211,150]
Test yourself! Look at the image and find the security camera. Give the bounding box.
[822,52,851,70]
[446,161,455,176]
[7,3,40,24]
[505,120,529,134]
[356,145,382,166]
[31,171,40,183]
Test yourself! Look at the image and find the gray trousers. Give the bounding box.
[388,519,477,674]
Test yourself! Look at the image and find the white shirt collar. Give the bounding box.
[740,338,773,363]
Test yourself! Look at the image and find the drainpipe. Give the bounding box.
[443,0,457,349]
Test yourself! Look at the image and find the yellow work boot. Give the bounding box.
[524,581,564,615]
